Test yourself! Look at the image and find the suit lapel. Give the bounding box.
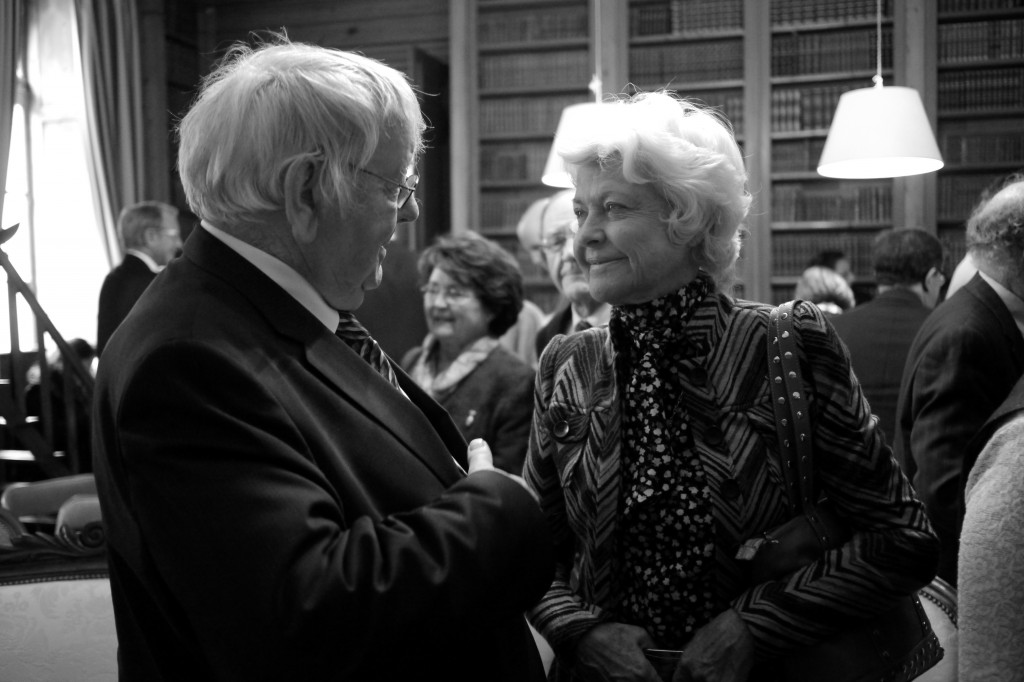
[187,228,465,485]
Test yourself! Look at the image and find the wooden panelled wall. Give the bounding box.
[142,0,450,246]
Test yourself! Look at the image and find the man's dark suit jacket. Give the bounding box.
[96,253,157,356]
[92,227,554,681]
[830,288,930,439]
[534,303,572,359]
[895,273,1024,585]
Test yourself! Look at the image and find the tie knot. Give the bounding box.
[574,320,593,333]
[336,311,370,342]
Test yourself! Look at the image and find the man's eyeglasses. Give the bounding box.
[420,284,473,302]
[357,167,419,209]
[540,232,570,256]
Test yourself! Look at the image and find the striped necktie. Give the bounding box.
[336,311,400,390]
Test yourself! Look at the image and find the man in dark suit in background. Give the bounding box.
[92,39,553,681]
[96,201,181,355]
[830,228,945,438]
[533,188,610,357]
[895,174,1024,586]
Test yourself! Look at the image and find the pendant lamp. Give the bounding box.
[816,0,943,179]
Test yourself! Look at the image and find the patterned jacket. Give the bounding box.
[524,293,938,663]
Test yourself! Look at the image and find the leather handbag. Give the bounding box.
[736,301,946,682]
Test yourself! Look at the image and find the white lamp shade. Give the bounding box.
[817,86,944,179]
[541,102,612,187]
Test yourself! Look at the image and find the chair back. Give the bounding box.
[0,554,116,681]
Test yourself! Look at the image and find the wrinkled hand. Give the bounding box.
[572,622,661,682]
[672,610,754,682]
[467,439,537,502]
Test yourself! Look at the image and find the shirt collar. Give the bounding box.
[978,270,1024,341]
[125,249,161,273]
[200,221,339,332]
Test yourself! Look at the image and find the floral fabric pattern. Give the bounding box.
[609,273,719,647]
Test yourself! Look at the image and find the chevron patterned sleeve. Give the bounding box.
[731,301,940,661]
[524,334,608,654]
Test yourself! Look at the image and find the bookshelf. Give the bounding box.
[457,0,595,312]
[934,0,1024,270]
[767,1,895,303]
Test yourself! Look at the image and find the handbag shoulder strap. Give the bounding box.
[768,301,816,515]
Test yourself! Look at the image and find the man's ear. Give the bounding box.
[284,156,320,244]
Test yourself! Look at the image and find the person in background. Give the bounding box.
[500,195,554,368]
[524,91,937,682]
[830,228,946,437]
[96,200,181,356]
[958,370,1024,681]
[402,233,534,474]
[895,173,1024,587]
[810,248,855,285]
[793,263,855,315]
[92,39,554,681]
[533,188,611,357]
[357,227,428,360]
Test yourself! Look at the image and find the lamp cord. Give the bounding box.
[873,0,883,86]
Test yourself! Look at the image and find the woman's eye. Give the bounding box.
[604,202,625,213]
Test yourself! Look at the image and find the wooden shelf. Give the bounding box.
[479,38,589,54]
[772,221,890,232]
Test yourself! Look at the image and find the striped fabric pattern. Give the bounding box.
[336,311,400,390]
[524,293,939,665]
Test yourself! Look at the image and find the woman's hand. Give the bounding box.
[572,622,662,681]
[672,610,754,682]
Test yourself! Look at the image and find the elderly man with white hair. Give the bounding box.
[92,38,553,681]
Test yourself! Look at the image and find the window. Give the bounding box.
[2,0,108,353]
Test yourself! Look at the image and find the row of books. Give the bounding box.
[938,0,1024,12]
[937,172,1005,222]
[630,41,744,84]
[937,67,1024,112]
[479,93,589,137]
[479,50,589,91]
[772,138,828,173]
[772,28,892,77]
[770,229,878,278]
[940,124,1024,165]
[938,20,1024,63]
[480,141,551,182]
[771,85,854,132]
[629,0,743,37]
[772,182,892,223]
[478,3,588,45]
[770,0,892,27]
[481,190,554,230]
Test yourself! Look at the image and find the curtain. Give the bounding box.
[0,0,27,226]
[75,0,143,267]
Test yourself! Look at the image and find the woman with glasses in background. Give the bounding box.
[402,232,535,474]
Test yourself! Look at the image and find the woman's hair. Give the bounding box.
[558,91,751,290]
[794,265,856,312]
[417,233,524,338]
[177,37,425,227]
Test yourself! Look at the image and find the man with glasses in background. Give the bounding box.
[92,39,554,681]
[533,188,611,358]
[96,200,182,356]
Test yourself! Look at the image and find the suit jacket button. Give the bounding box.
[554,421,570,438]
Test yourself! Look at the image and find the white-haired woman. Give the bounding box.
[524,92,938,682]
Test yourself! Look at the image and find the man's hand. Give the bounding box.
[572,622,662,682]
[672,610,754,682]
[467,439,538,502]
